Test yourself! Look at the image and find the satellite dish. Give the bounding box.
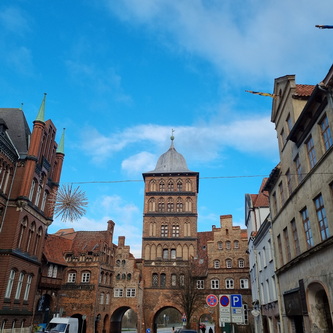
[251,309,260,317]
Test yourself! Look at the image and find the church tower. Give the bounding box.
[141,135,199,328]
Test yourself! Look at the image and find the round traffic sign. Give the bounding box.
[206,294,218,307]
[220,295,230,307]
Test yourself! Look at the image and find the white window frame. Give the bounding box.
[126,288,136,297]
[240,279,249,289]
[114,288,123,297]
[23,275,32,301]
[67,272,76,283]
[225,278,234,289]
[197,280,204,289]
[81,272,90,283]
[211,279,219,289]
[5,270,16,298]
[15,272,24,299]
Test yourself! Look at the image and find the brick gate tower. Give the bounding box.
[141,135,199,332]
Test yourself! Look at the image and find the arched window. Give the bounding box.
[225,241,231,250]
[122,273,126,280]
[127,273,132,280]
[148,198,156,212]
[26,222,35,252]
[180,274,185,286]
[213,259,220,269]
[116,274,120,280]
[170,249,176,259]
[152,273,158,287]
[167,197,174,212]
[23,275,32,301]
[185,179,192,191]
[67,271,76,283]
[161,225,168,237]
[15,272,24,300]
[238,259,245,268]
[149,179,156,191]
[105,293,110,304]
[159,181,165,192]
[122,260,126,266]
[226,259,232,268]
[17,217,28,249]
[41,191,48,211]
[35,185,42,206]
[116,260,120,267]
[176,198,183,212]
[177,179,183,191]
[167,180,174,191]
[185,198,192,212]
[234,240,239,249]
[158,198,165,212]
[5,269,16,298]
[81,271,91,283]
[100,292,104,304]
[217,241,223,250]
[160,273,166,287]
[171,274,177,286]
[33,227,43,256]
[172,225,179,237]
[163,249,168,259]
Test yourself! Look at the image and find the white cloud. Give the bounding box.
[121,151,156,175]
[0,6,31,36]
[81,116,277,168]
[104,0,333,83]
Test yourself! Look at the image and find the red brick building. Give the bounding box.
[0,96,65,333]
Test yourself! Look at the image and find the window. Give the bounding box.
[126,288,136,297]
[314,194,329,240]
[172,225,179,237]
[82,272,91,283]
[5,270,15,298]
[17,218,27,249]
[234,240,239,249]
[171,274,177,286]
[15,272,24,300]
[148,198,156,211]
[197,280,204,289]
[213,260,220,268]
[105,293,110,304]
[301,207,313,248]
[276,235,283,266]
[226,241,231,250]
[41,191,48,211]
[225,279,234,289]
[306,136,317,168]
[177,180,183,191]
[149,179,156,191]
[279,181,285,205]
[152,273,158,287]
[286,169,292,195]
[176,198,183,212]
[294,154,303,183]
[163,249,168,259]
[167,198,174,212]
[67,272,76,283]
[291,219,300,256]
[211,279,219,289]
[226,259,232,268]
[23,275,32,301]
[167,180,174,191]
[238,259,245,268]
[161,225,168,237]
[217,241,223,250]
[114,288,123,297]
[180,274,185,286]
[185,198,192,211]
[160,273,166,287]
[283,227,291,261]
[240,279,249,289]
[158,198,165,212]
[267,239,273,261]
[29,179,36,201]
[320,115,333,151]
[170,249,176,259]
[100,292,104,304]
[159,181,165,192]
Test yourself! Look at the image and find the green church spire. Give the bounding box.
[35,93,47,122]
[57,128,65,154]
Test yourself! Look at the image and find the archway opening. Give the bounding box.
[198,313,215,333]
[308,282,333,332]
[110,307,138,333]
[154,307,182,333]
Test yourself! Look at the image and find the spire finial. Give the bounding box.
[170,129,175,148]
[19,103,24,110]
[35,93,47,122]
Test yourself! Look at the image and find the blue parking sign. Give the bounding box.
[231,294,242,308]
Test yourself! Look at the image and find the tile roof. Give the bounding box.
[293,84,315,98]
[44,234,72,265]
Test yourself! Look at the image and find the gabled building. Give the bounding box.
[264,66,333,332]
[245,179,279,333]
[0,96,65,333]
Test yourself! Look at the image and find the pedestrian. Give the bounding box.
[209,327,213,333]
[200,324,206,333]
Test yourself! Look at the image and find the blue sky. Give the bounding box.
[1,0,333,257]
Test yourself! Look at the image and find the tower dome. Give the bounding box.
[150,135,191,173]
